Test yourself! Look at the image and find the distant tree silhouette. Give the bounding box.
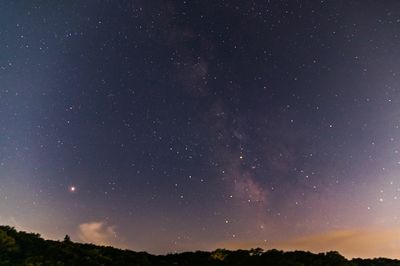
[0,225,398,266]
[210,248,228,261]
[0,229,18,253]
[250,247,263,256]
[63,234,71,243]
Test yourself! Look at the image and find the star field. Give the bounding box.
[1,0,400,258]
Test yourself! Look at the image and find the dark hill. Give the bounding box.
[0,225,398,266]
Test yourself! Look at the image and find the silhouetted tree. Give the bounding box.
[63,235,71,243]
[0,225,399,266]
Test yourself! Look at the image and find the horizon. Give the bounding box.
[1,0,400,260]
[5,223,400,260]
[3,224,399,266]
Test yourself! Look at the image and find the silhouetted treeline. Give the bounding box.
[0,225,399,266]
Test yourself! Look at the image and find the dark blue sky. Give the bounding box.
[1,0,400,258]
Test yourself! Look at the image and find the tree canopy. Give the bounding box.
[0,225,398,266]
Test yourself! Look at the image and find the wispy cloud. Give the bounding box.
[77,221,117,246]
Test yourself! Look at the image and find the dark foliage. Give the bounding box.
[0,226,398,266]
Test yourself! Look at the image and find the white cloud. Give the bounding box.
[77,221,117,246]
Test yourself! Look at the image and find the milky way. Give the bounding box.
[1,0,400,258]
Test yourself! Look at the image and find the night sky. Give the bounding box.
[1,0,400,259]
